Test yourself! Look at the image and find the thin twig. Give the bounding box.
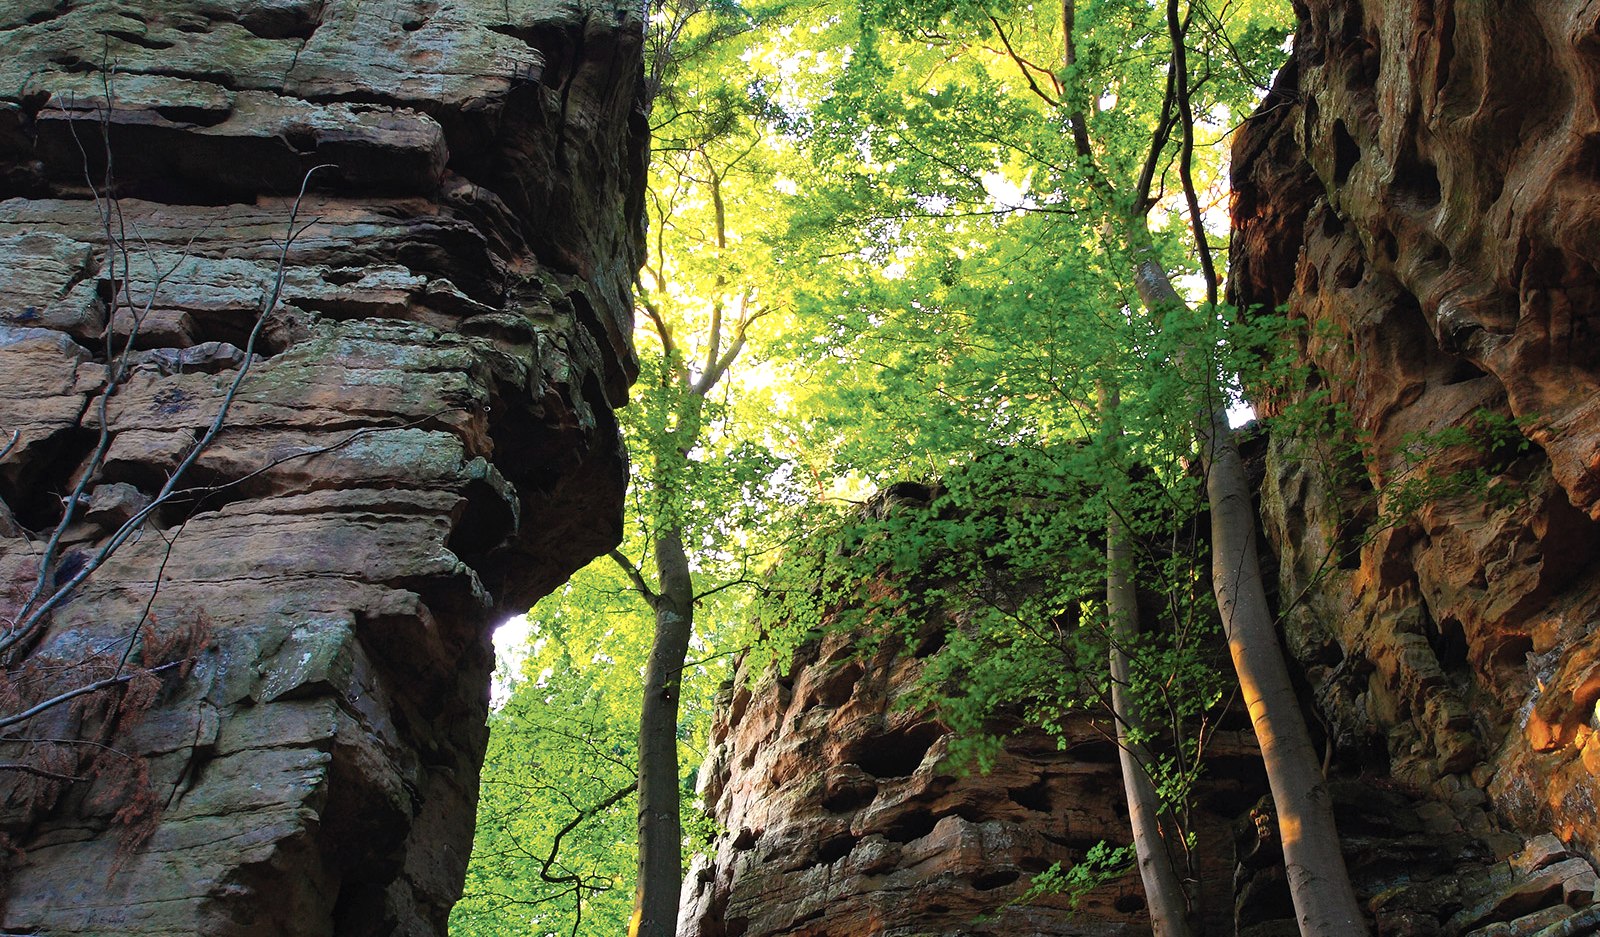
[0,763,88,783]
[0,660,185,731]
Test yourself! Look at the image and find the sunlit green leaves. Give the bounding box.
[458,2,1304,933]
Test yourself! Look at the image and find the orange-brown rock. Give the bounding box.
[0,2,645,935]
[1231,0,1600,867]
[679,621,1266,937]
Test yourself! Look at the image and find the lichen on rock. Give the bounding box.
[0,2,646,934]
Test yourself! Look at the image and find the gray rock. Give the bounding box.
[0,2,645,935]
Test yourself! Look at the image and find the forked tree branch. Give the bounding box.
[610,549,661,607]
[0,164,336,661]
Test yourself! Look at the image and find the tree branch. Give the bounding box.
[0,660,185,732]
[987,15,1061,109]
[539,778,638,885]
[1167,0,1218,307]
[0,763,88,783]
[609,550,661,608]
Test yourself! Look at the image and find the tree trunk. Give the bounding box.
[1103,385,1194,937]
[1133,256,1369,937]
[630,528,695,937]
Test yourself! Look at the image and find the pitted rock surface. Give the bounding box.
[0,2,644,935]
[1230,0,1600,869]
[679,610,1265,937]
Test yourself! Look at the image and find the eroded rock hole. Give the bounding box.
[1443,357,1488,384]
[1322,206,1347,238]
[487,23,572,85]
[1009,779,1051,812]
[816,833,856,865]
[283,126,319,155]
[446,473,518,564]
[1333,250,1366,289]
[1395,155,1442,208]
[2,427,97,530]
[237,3,323,40]
[1333,120,1360,186]
[821,782,874,813]
[813,659,863,708]
[973,870,1020,891]
[883,809,938,843]
[854,721,943,778]
[1426,616,1469,673]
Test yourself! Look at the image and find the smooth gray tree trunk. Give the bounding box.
[1104,383,1196,937]
[631,529,694,937]
[1134,256,1369,937]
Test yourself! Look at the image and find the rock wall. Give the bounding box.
[1230,0,1600,875]
[679,605,1266,937]
[676,487,1598,937]
[678,484,1272,937]
[0,2,645,935]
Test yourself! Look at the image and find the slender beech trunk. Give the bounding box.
[1133,256,1368,937]
[631,529,695,937]
[627,152,761,936]
[1103,388,1195,937]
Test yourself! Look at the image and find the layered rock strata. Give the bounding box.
[680,584,1600,936]
[1229,0,1600,878]
[0,2,644,934]
[679,485,1269,937]
[679,622,1266,937]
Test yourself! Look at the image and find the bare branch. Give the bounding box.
[987,15,1061,108]
[1166,0,1219,307]
[0,763,88,783]
[539,779,637,885]
[0,660,185,732]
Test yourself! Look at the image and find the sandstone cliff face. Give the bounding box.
[678,614,1264,937]
[678,484,1271,937]
[0,3,644,934]
[675,489,1596,937]
[1230,0,1600,876]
